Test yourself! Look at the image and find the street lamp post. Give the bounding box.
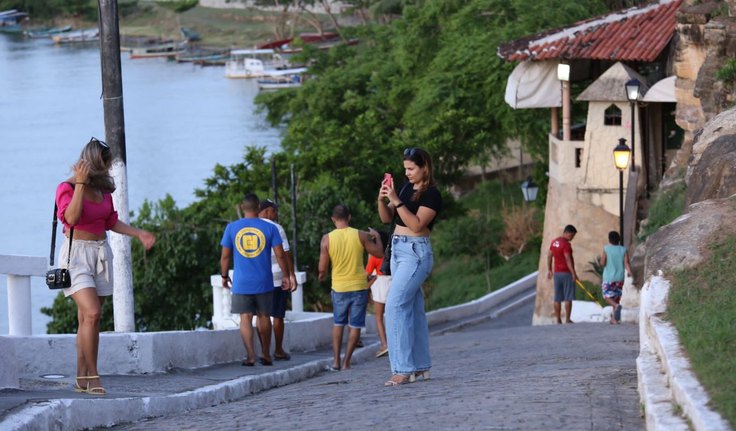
[520,176,539,202]
[613,138,632,246]
[625,79,641,172]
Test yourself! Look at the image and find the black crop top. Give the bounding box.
[394,183,442,230]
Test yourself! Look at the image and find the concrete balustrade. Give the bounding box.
[211,271,307,329]
[0,255,47,337]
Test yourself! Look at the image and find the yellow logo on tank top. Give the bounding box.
[235,227,266,258]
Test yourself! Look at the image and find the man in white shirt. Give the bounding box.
[259,199,297,360]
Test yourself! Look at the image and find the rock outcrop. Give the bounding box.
[687,134,736,205]
[643,194,736,279]
[672,1,736,179]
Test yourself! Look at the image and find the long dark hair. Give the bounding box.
[403,147,435,201]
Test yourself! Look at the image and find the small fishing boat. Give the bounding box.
[130,41,187,59]
[24,25,72,39]
[175,47,229,64]
[257,67,308,90]
[52,28,99,44]
[0,9,28,33]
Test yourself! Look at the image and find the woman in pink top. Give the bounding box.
[56,138,156,396]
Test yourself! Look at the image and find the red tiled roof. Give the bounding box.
[497,0,683,63]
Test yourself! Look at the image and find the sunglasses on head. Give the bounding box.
[90,137,110,153]
[403,148,418,158]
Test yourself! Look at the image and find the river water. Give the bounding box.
[0,34,282,334]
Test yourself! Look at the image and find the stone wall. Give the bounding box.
[532,177,620,324]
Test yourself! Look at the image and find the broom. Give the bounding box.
[575,279,604,308]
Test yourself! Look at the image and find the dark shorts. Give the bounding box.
[553,272,575,302]
[331,290,368,328]
[232,292,272,315]
[271,286,289,318]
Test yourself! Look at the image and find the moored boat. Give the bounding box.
[52,28,99,44]
[0,9,28,33]
[257,32,359,59]
[130,41,187,59]
[24,25,72,39]
[175,47,229,64]
[257,67,308,90]
[224,49,288,79]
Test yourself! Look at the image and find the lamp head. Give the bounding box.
[625,78,641,102]
[613,138,631,170]
[557,63,570,82]
[521,176,539,202]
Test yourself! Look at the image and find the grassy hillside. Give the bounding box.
[117,2,332,47]
[669,233,736,427]
[425,180,542,311]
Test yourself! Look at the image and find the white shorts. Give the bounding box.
[370,275,391,304]
[59,238,114,297]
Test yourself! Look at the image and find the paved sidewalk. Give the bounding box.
[108,302,643,431]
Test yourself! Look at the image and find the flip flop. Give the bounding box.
[614,305,622,322]
[326,365,341,372]
[274,353,291,361]
[375,348,389,358]
[241,359,256,367]
[259,358,273,366]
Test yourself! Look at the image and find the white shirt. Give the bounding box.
[261,218,290,286]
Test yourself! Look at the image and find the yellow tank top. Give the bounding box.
[328,227,367,292]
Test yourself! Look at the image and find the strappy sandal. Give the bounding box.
[384,374,412,386]
[74,376,107,396]
[413,370,431,381]
[73,377,87,393]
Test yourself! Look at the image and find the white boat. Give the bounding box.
[224,49,288,79]
[257,67,308,90]
[52,28,99,44]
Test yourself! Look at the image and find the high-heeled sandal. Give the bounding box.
[73,376,107,396]
[384,374,412,386]
[413,370,431,381]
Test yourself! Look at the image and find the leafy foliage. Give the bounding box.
[638,180,687,240]
[156,0,198,13]
[0,0,96,20]
[257,0,607,204]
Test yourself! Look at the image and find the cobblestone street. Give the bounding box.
[110,303,643,431]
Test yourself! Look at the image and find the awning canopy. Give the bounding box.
[642,76,676,102]
[504,61,561,109]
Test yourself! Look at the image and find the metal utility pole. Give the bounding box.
[290,164,298,271]
[271,157,278,206]
[98,0,135,332]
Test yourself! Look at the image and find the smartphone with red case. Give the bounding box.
[383,173,392,185]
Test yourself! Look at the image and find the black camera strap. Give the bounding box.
[49,184,74,268]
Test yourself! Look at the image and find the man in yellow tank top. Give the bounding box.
[319,204,384,371]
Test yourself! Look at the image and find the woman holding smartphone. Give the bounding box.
[377,148,442,386]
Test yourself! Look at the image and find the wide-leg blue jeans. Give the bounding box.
[385,235,433,375]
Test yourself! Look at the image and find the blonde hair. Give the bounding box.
[77,138,115,193]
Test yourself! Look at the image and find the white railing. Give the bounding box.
[211,271,307,329]
[0,254,47,336]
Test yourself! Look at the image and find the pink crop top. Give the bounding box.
[55,182,119,235]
